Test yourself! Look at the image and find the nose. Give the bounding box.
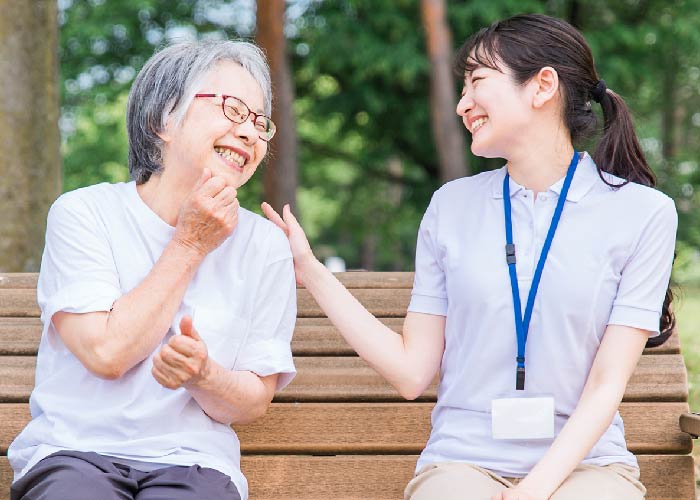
[456,89,473,117]
[232,115,259,145]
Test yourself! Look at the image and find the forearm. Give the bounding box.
[101,241,204,374]
[187,360,274,424]
[302,257,438,398]
[518,383,624,498]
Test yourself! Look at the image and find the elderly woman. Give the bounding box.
[8,40,295,500]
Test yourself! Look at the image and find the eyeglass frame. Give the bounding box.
[193,93,276,142]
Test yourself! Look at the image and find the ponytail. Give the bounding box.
[593,86,675,344]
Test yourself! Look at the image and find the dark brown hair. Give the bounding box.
[455,13,674,344]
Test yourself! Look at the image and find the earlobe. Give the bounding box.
[532,66,559,109]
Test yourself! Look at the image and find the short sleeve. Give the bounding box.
[37,194,121,331]
[408,192,448,316]
[234,228,296,390]
[608,197,677,334]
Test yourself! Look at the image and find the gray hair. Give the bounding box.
[126,40,272,184]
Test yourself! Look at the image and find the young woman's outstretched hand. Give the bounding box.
[261,202,316,284]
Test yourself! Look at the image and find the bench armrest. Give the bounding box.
[679,413,700,438]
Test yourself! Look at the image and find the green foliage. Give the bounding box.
[59,0,700,272]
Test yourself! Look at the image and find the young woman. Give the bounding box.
[263,14,676,500]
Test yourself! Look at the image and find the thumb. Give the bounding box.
[180,315,202,341]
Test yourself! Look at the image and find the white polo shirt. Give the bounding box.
[408,153,677,477]
[8,181,297,500]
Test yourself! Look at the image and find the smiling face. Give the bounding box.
[160,60,269,190]
[456,58,536,159]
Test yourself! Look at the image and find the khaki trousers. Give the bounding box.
[404,462,646,500]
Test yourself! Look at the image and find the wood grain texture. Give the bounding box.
[0,275,37,289]
[1,455,695,500]
[0,355,689,403]
[1,317,679,357]
[0,272,413,291]
[0,402,691,455]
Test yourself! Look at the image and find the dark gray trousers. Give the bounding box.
[10,450,241,500]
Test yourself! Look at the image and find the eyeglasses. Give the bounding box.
[194,93,276,142]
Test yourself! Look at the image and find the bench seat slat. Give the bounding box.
[0,288,413,319]
[0,317,680,357]
[0,355,688,403]
[1,455,695,500]
[0,272,416,291]
[0,402,691,455]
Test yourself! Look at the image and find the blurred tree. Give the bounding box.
[53,0,700,275]
[0,0,60,271]
[256,0,299,213]
[421,0,469,181]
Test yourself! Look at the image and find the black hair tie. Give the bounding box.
[591,79,607,103]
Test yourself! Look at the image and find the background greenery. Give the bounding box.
[58,0,700,278]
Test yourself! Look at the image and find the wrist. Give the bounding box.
[516,477,552,500]
[169,237,207,265]
[296,250,321,281]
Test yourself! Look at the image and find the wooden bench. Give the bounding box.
[1,272,698,499]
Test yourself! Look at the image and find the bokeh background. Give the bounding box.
[2,0,700,472]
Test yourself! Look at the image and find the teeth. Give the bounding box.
[214,146,245,167]
[471,117,488,133]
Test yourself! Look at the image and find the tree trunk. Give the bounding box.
[256,0,298,213]
[420,0,469,182]
[0,0,61,271]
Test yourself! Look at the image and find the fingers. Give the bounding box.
[282,204,301,228]
[199,175,228,198]
[194,168,212,190]
[214,186,238,206]
[261,202,287,232]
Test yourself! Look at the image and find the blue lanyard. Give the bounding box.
[504,151,579,390]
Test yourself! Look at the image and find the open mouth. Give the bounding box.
[471,117,489,134]
[214,146,246,169]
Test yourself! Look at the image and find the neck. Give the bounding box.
[505,123,575,195]
[136,166,194,227]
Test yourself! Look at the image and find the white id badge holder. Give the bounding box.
[491,390,555,440]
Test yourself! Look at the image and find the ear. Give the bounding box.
[531,66,560,109]
[156,115,175,143]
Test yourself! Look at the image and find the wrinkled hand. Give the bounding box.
[261,202,315,284]
[492,487,544,500]
[152,315,210,390]
[174,168,239,257]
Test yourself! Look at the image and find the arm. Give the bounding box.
[262,203,445,400]
[53,170,239,379]
[499,325,648,500]
[152,316,278,424]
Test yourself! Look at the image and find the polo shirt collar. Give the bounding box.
[491,152,599,203]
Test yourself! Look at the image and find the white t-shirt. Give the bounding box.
[408,153,677,477]
[8,181,297,499]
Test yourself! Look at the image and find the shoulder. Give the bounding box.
[237,207,292,261]
[429,168,503,209]
[49,182,129,222]
[607,178,676,220]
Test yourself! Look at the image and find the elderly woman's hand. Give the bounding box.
[262,202,316,284]
[173,169,239,258]
[152,315,210,390]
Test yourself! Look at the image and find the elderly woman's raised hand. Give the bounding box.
[173,168,239,258]
[262,202,315,284]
